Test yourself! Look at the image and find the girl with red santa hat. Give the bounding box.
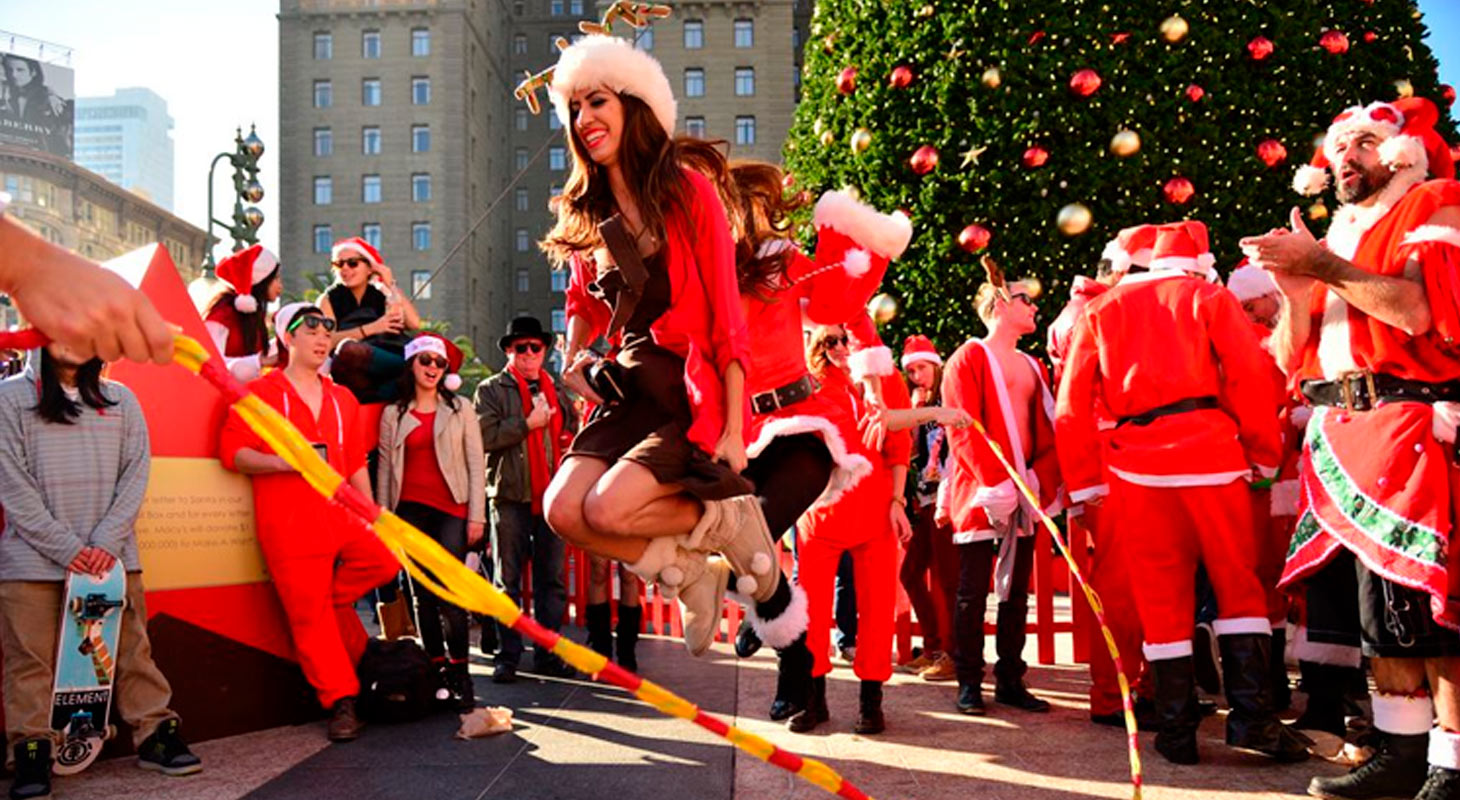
[202,244,283,381]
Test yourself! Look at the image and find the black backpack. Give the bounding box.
[355,638,440,723]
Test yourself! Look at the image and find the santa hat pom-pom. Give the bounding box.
[1197,252,1216,272]
[735,574,759,597]
[1378,134,1427,172]
[444,374,462,392]
[233,294,259,314]
[1293,164,1330,196]
[843,248,872,278]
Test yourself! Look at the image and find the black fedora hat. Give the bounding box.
[499,316,555,352]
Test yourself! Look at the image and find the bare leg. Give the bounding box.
[587,555,612,605]
[619,569,644,609]
[584,460,703,539]
[544,457,651,564]
[1428,656,1460,731]
[1374,655,1429,695]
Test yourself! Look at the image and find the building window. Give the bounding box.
[313,80,333,108]
[515,148,529,170]
[515,188,530,212]
[636,26,654,50]
[570,0,583,13]
[514,108,528,131]
[547,34,561,54]
[549,146,566,171]
[412,223,431,252]
[412,173,431,202]
[412,269,432,298]
[735,116,756,145]
[685,116,706,138]
[513,33,527,54]
[734,18,754,48]
[548,113,562,130]
[735,67,755,97]
[513,1,524,15]
[314,127,332,157]
[362,223,382,249]
[362,30,381,59]
[313,225,332,253]
[684,69,705,98]
[363,174,382,203]
[314,32,333,59]
[362,126,381,155]
[551,309,566,333]
[550,183,562,197]
[412,77,430,105]
[515,228,530,252]
[684,20,704,49]
[313,176,332,205]
[412,28,430,57]
[516,269,530,293]
[412,124,430,152]
[362,78,381,106]
[551,269,568,292]
[550,0,564,14]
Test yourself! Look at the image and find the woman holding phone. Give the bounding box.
[318,237,422,403]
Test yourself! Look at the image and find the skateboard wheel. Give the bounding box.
[69,597,82,614]
[106,724,117,741]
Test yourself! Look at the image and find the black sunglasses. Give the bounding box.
[416,354,449,369]
[332,257,369,269]
[287,314,337,334]
[512,341,545,355]
[820,334,849,349]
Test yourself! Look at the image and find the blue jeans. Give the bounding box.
[491,500,567,665]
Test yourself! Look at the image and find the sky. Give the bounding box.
[3,0,1458,268]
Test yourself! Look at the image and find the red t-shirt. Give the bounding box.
[399,410,467,518]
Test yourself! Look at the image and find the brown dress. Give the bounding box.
[567,250,752,500]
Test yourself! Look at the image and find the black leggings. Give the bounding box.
[395,501,470,661]
[743,432,835,535]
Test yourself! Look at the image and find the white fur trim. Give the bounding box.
[1293,164,1331,196]
[951,528,997,544]
[1323,103,1404,164]
[843,248,872,278]
[1378,134,1428,173]
[848,345,894,381]
[971,478,1019,522]
[1149,255,1207,275]
[1292,625,1362,667]
[1069,484,1108,503]
[1109,466,1251,488]
[1213,616,1274,636]
[1100,238,1131,273]
[405,336,449,362]
[900,351,942,369]
[252,247,279,284]
[744,584,809,650]
[1403,225,1460,251]
[1143,640,1194,661]
[1228,263,1280,301]
[745,414,872,507]
[1254,463,1278,480]
[813,190,914,259]
[444,374,462,392]
[1372,692,1436,735]
[1119,269,1187,287]
[1429,728,1460,770]
[549,34,677,137]
[233,294,259,314]
[227,354,263,383]
[1270,479,1300,517]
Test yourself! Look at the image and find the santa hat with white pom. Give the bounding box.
[1293,97,1455,198]
[405,332,464,392]
[216,244,279,314]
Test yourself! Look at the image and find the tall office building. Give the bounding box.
[75,88,176,211]
[278,0,807,364]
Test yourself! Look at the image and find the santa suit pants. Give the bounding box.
[1113,477,1271,659]
[1252,488,1295,628]
[259,517,402,708]
[798,527,897,682]
[1082,509,1150,716]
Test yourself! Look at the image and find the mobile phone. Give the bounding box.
[311,443,329,461]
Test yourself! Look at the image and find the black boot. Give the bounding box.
[1293,661,1349,737]
[769,636,811,721]
[1308,731,1428,799]
[477,614,499,659]
[1416,766,1460,800]
[1151,656,1201,765]
[956,682,986,716]
[788,676,829,733]
[1219,633,1309,762]
[9,739,50,800]
[854,680,885,735]
[585,603,613,659]
[615,604,642,673]
[450,660,476,712]
[1193,622,1222,696]
[736,620,764,658]
[1270,628,1292,713]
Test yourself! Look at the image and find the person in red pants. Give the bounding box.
[219,302,401,743]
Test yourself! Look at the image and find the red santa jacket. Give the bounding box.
[563,168,751,456]
[939,338,1061,542]
[1048,276,1108,385]
[1055,271,1282,501]
[205,301,270,382]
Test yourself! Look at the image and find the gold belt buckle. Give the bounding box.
[1336,370,1375,411]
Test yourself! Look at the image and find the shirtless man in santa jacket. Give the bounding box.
[1242,96,1460,800]
[1057,220,1308,765]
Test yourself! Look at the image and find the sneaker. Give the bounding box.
[956,683,986,716]
[136,718,203,776]
[994,683,1051,713]
[9,739,50,800]
[920,653,957,682]
[900,650,938,674]
[837,646,857,664]
[1415,766,1460,800]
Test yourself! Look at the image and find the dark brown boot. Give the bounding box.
[328,697,364,742]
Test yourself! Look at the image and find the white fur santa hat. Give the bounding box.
[1100,224,1158,275]
[1149,220,1217,279]
[1293,97,1456,197]
[1226,259,1280,301]
[548,34,677,137]
[216,244,279,314]
[812,190,913,278]
[405,332,464,392]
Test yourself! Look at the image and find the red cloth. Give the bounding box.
[508,365,562,515]
[1082,511,1150,715]
[399,410,467,518]
[1047,276,1108,385]
[205,301,253,357]
[563,167,751,456]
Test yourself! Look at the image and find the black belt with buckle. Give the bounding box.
[1301,372,1460,412]
[1116,396,1221,427]
[752,375,818,415]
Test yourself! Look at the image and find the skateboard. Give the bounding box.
[50,568,126,775]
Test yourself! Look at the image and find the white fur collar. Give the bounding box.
[1324,166,1426,260]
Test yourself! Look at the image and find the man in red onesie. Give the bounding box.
[219,302,401,743]
[1057,221,1308,765]
[1242,96,1460,800]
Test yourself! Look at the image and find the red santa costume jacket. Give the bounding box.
[1047,276,1108,385]
[1278,178,1460,631]
[563,167,751,456]
[205,302,271,382]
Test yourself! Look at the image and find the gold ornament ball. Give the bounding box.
[982,66,1002,89]
[869,293,899,325]
[851,128,873,154]
[813,118,825,136]
[842,184,862,202]
[1160,14,1189,44]
[1110,129,1142,157]
[1057,203,1093,236]
[819,129,835,147]
[1396,78,1415,98]
[1308,202,1330,221]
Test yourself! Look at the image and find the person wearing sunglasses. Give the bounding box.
[219,302,401,744]
[473,317,578,681]
[317,237,422,403]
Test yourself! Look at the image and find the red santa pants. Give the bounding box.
[1251,488,1295,627]
[1082,509,1150,716]
[259,520,402,708]
[1113,477,1270,659]
[798,528,897,682]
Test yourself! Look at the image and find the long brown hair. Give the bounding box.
[203,265,279,354]
[541,92,730,265]
[723,161,809,300]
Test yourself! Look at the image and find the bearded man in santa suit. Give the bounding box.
[1057,220,1308,765]
[1242,96,1460,800]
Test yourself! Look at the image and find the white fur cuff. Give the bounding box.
[972,478,1019,522]
[1373,692,1436,735]
[813,190,914,258]
[745,583,809,650]
[1378,134,1428,173]
[1430,728,1460,770]
[1144,640,1194,661]
[848,345,894,381]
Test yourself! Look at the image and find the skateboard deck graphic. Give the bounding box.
[50,568,126,775]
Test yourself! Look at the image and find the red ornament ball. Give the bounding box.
[1363,31,1377,43]
[1185,84,1205,102]
[1256,139,1288,168]
[1111,32,1131,45]
[1247,36,1275,61]
[1163,176,1196,205]
[1022,146,1050,169]
[1070,69,1102,98]
[836,66,858,95]
[958,224,992,254]
[910,145,940,175]
[781,173,796,189]
[889,65,915,89]
[1319,30,1349,55]
[1442,84,1457,108]
[1028,30,1047,46]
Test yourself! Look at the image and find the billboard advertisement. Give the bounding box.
[0,50,74,158]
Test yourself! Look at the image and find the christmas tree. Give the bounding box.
[784,0,1458,353]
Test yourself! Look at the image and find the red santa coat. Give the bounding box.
[940,339,1061,543]
[1048,276,1108,385]
[1280,178,1460,631]
[205,301,270,382]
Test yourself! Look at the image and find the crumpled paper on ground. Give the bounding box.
[456,706,514,739]
[1302,729,1372,766]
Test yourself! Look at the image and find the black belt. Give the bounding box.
[1116,396,1220,427]
[752,375,818,415]
[1301,373,1460,412]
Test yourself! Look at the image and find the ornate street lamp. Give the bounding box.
[190,125,267,308]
